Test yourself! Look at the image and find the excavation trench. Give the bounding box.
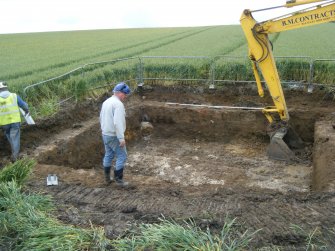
[7,84,333,248]
[29,85,335,193]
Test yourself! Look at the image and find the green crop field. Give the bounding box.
[0,23,334,110]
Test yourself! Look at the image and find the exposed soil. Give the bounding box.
[1,83,335,249]
[312,120,335,192]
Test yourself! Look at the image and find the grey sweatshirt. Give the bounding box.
[100,95,126,141]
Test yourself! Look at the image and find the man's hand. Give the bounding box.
[119,139,126,147]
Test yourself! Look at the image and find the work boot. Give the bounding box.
[114,169,129,187]
[104,167,113,184]
[10,155,18,163]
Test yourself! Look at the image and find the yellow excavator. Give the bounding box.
[240,0,335,161]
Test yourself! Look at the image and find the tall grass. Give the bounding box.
[1,27,206,91]
[0,158,35,186]
[0,160,111,251]
[0,182,111,251]
[290,224,328,250]
[0,24,333,116]
[113,217,259,251]
[1,24,334,94]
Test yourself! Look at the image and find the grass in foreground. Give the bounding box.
[0,158,35,186]
[113,217,259,251]
[0,160,111,251]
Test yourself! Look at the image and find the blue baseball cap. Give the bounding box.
[113,82,131,95]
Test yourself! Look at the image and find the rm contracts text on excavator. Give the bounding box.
[240,0,335,161]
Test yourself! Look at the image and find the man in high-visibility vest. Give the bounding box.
[0,81,29,162]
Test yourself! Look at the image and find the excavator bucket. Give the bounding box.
[267,127,304,162]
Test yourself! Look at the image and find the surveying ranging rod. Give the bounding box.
[165,102,264,111]
[19,108,35,125]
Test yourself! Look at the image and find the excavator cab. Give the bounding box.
[240,0,335,161]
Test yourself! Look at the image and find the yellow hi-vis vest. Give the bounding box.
[0,93,21,126]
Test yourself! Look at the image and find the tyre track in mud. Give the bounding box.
[27,179,335,247]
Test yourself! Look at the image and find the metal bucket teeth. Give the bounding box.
[267,131,295,161]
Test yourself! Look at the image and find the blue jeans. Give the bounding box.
[1,122,20,160]
[102,135,127,171]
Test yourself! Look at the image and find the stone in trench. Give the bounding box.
[140,121,154,136]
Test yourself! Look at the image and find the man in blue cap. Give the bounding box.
[100,82,131,186]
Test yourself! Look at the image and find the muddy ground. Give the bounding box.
[1,83,335,249]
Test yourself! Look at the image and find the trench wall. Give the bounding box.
[34,101,321,170]
[139,102,268,142]
[34,104,268,169]
[312,120,335,192]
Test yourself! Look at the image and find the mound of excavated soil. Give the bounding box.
[2,84,335,249]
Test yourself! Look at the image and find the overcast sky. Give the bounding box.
[0,0,316,34]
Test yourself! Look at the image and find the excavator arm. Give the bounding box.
[240,0,335,161]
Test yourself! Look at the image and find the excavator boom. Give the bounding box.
[240,0,335,161]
